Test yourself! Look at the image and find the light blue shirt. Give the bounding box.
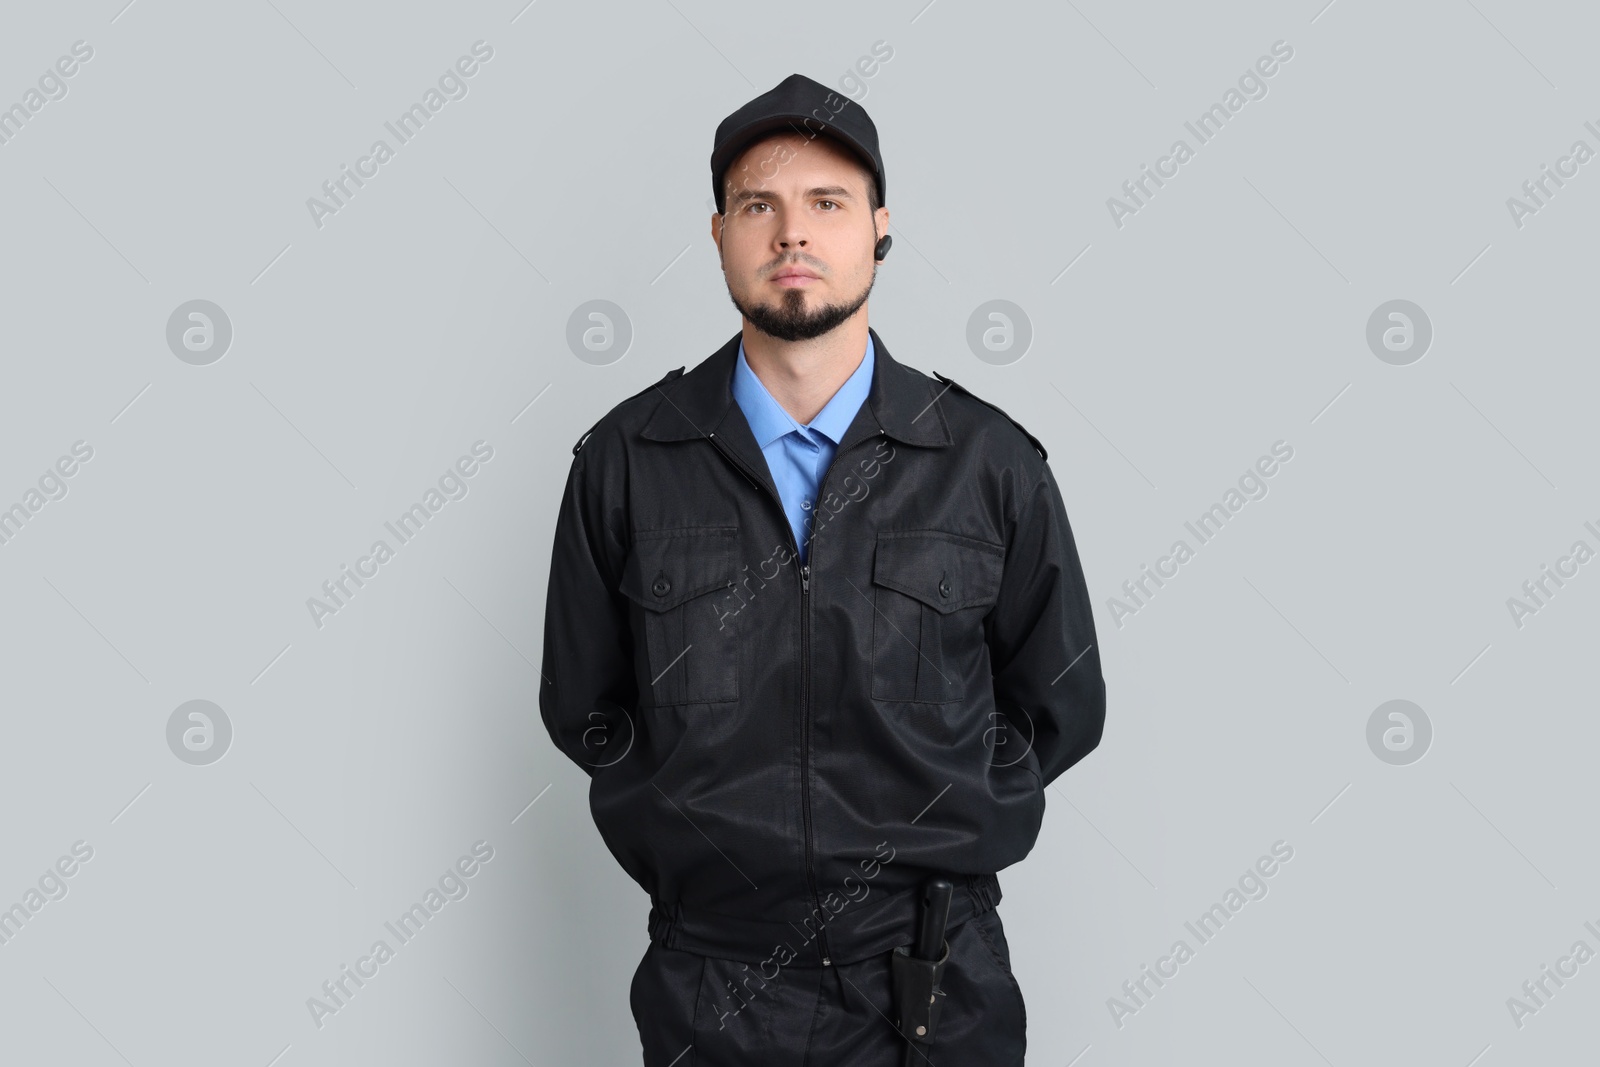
[730,334,875,564]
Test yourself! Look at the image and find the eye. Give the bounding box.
[817,200,839,210]
[746,202,772,214]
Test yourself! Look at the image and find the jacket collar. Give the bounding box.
[640,326,953,455]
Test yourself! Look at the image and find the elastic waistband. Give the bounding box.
[646,872,1001,968]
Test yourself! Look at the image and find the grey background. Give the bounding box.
[2,0,1595,1064]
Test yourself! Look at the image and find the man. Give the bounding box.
[540,73,1105,1066]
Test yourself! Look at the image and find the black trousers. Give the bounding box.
[630,907,1027,1066]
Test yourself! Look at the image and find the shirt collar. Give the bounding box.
[639,326,953,452]
[731,333,876,449]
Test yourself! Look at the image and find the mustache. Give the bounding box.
[767,256,827,275]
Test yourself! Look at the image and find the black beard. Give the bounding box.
[728,266,875,342]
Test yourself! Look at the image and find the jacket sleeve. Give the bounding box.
[984,461,1105,789]
[539,448,637,778]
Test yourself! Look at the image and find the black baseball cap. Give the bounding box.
[710,73,885,215]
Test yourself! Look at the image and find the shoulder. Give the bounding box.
[570,366,686,455]
[928,370,1049,466]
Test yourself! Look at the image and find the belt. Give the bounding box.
[646,872,1001,968]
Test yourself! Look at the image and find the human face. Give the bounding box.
[712,132,887,342]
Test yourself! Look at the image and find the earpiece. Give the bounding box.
[874,233,892,262]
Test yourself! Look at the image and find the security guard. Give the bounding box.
[540,73,1105,1066]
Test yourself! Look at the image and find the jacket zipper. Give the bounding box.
[794,435,881,968]
[702,428,882,967]
[799,556,824,965]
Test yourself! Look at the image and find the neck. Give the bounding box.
[741,313,870,426]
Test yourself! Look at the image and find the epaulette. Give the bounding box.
[931,371,1047,460]
[572,366,686,454]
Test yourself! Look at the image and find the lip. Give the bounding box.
[771,267,820,284]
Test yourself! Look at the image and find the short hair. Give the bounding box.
[856,158,882,215]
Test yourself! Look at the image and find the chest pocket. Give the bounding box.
[870,531,1005,703]
[618,526,740,706]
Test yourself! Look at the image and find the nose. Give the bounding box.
[777,211,810,253]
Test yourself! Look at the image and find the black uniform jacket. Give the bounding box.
[540,326,1105,967]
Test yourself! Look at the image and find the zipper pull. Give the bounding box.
[801,563,810,592]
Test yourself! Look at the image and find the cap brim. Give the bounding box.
[713,116,879,208]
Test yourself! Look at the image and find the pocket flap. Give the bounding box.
[872,532,1004,614]
[619,527,738,612]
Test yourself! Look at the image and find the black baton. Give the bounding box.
[893,877,953,1066]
